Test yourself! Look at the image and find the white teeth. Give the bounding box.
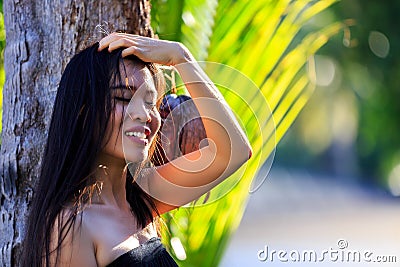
[125,131,146,139]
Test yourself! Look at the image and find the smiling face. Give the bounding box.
[101,59,162,164]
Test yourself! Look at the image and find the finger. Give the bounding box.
[113,33,140,39]
[121,46,139,58]
[117,35,155,47]
[98,33,119,51]
[108,38,137,52]
[98,33,140,51]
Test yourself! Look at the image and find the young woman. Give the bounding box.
[21,33,252,267]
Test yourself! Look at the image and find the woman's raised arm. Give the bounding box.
[99,33,252,212]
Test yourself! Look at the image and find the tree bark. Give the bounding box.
[0,1,153,265]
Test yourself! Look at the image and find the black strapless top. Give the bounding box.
[106,237,179,267]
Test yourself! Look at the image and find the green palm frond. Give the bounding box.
[151,0,185,41]
[152,0,342,266]
[180,0,218,61]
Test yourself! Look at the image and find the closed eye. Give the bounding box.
[145,102,157,109]
[114,96,131,103]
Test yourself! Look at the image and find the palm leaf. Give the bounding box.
[151,0,185,41]
[151,0,342,266]
[180,0,218,61]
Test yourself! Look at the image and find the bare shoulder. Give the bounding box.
[49,206,97,266]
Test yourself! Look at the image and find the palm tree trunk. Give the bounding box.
[0,1,153,265]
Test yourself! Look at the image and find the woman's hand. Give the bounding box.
[98,33,193,66]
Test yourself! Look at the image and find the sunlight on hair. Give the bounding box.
[98,164,109,175]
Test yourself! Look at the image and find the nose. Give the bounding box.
[127,101,151,123]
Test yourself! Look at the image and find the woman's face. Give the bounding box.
[101,60,161,164]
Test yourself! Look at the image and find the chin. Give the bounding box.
[123,149,149,164]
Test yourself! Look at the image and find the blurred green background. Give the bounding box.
[276,0,400,196]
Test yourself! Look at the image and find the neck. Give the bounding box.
[91,152,140,210]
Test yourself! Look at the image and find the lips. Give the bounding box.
[124,125,151,146]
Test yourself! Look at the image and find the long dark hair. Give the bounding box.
[21,43,165,267]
